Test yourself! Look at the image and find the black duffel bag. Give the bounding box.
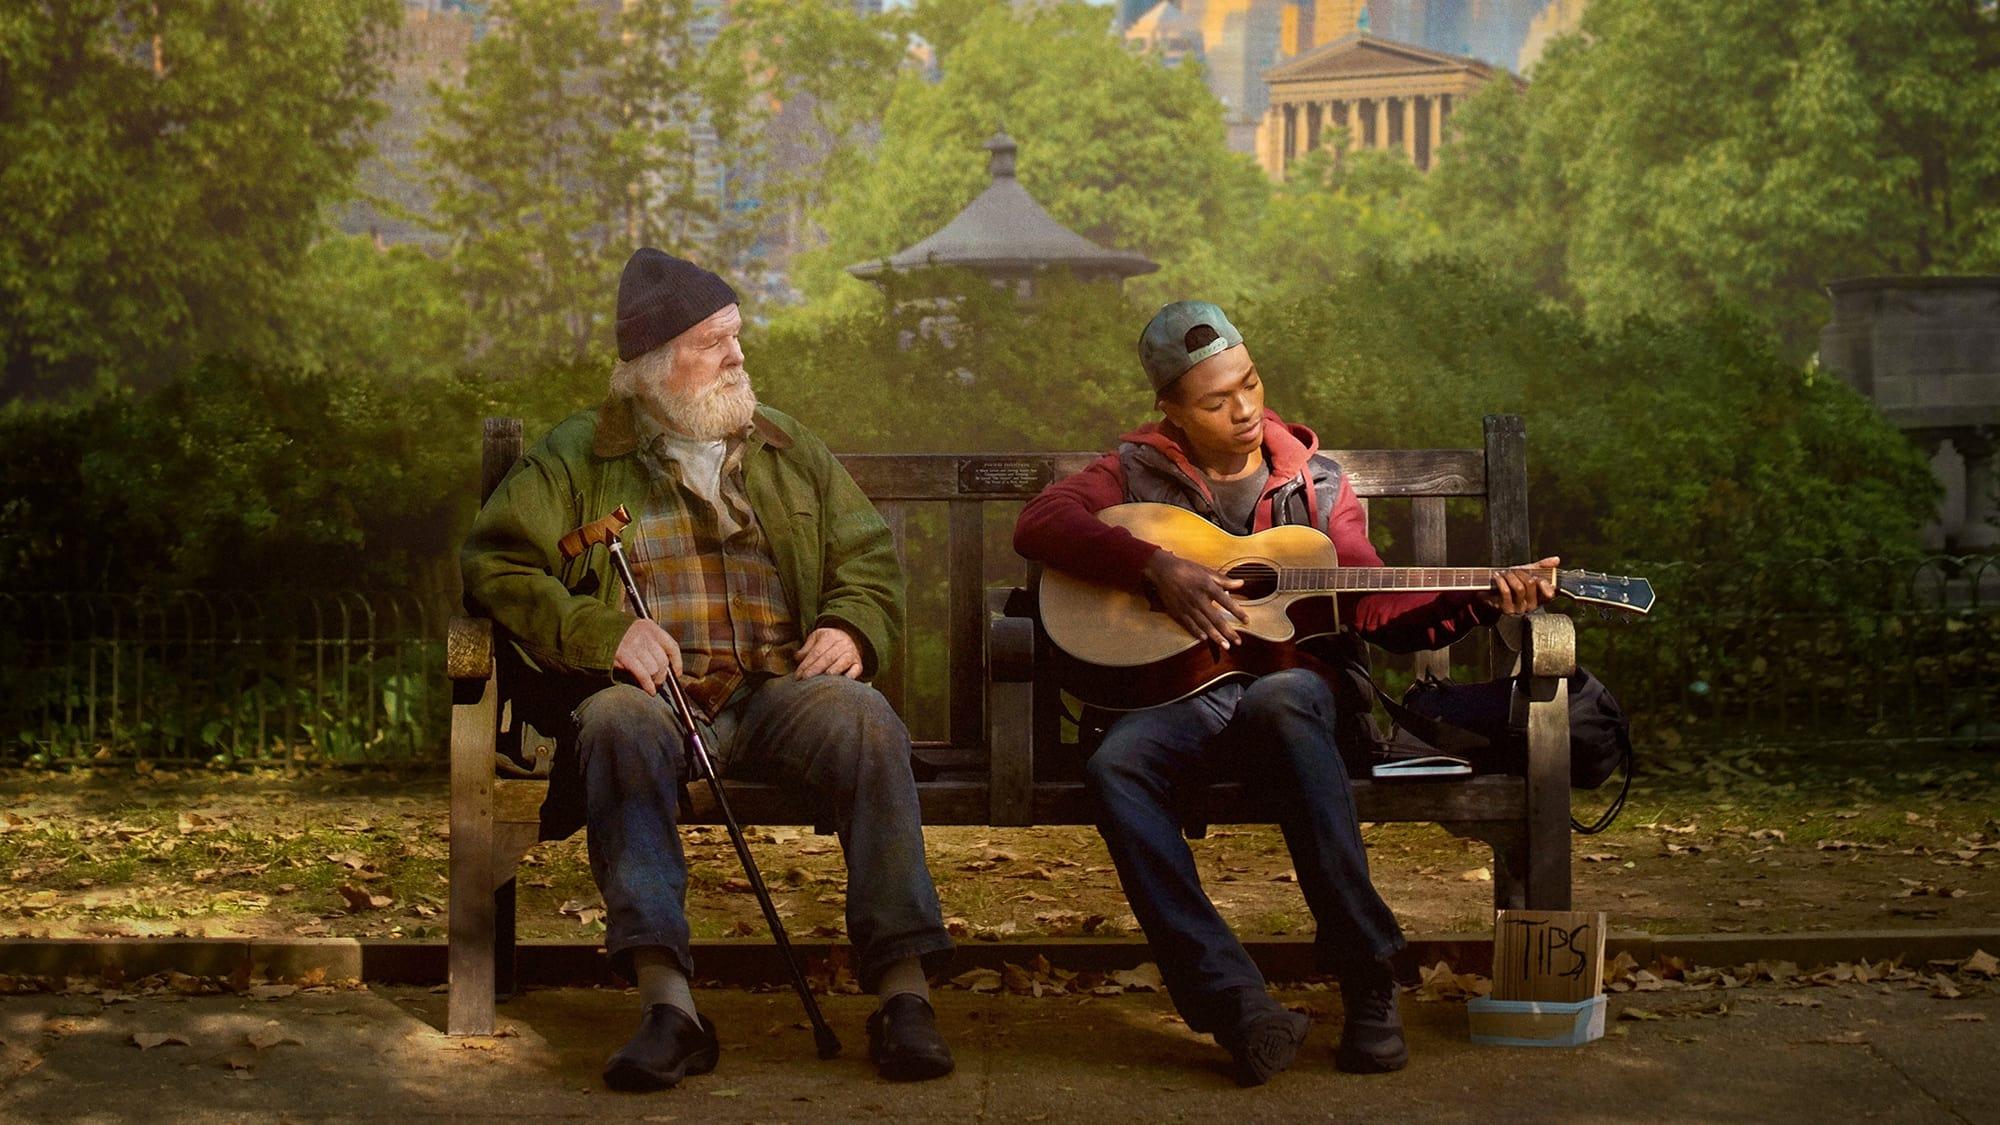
[1396,667,1633,833]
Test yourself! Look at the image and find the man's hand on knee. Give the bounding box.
[616,619,682,691]
[796,624,864,680]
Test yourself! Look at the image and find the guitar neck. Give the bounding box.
[1282,566,1555,594]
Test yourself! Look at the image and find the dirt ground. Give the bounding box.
[2,741,1997,945]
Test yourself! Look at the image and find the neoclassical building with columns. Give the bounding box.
[1255,32,1514,179]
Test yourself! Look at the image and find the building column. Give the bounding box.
[1374,97,1389,149]
[1344,101,1361,151]
[1282,102,1297,164]
[1402,95,1419,163]
[1429,94,1445,163]
[1964,429,1999,549]
[1305,101,1322,152]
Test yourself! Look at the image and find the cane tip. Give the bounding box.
[815,1029,842,1059]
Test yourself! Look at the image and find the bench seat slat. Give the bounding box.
[493,776,1527,829]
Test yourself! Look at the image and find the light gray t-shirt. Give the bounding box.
[1206,464,1270,535]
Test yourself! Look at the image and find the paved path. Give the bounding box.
[3,979,1996,1122]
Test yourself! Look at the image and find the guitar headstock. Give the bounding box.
[1556,570,1655,616]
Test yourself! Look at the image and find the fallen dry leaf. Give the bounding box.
[1943,1013,1987,1023]
[950,968,1002,994]
[130,1032,188,1050]
[1963,950,1999,978]
[1458,867,1492,883]
[246,1023,299,1051]
[336,884,391,912]
[1109,963,1164,992]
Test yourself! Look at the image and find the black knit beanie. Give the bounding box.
[615,248,739,361]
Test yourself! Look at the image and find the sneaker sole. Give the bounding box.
[1334,1043,1409,1074]
[1232,1013,1310,1087]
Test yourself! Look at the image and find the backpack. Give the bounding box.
[1307,631,1634,834]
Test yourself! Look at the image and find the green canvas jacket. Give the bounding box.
[460,397,903,682]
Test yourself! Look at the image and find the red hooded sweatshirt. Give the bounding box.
[1012,408,1496,654]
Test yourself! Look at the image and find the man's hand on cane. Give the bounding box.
[615,619,682,690]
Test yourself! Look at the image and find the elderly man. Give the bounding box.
[462,249,954,1090]
[1014,301,1557,1086]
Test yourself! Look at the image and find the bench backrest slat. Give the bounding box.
[474,415,1530,749]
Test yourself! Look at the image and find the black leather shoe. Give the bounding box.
[1223,1006,1311,1087]
[867,993,955,1081]
[602,1004,719,1091]
[1335,960,1408,1074]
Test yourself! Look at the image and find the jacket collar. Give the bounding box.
[1117,408,1319,495]
[592,394,794,459]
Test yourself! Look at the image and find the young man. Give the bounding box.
[462,249,955,1090]
[1013,301,1556,1085]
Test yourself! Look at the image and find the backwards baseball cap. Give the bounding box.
[1137,300,1244,394]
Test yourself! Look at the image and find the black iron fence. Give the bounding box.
[3,558,1997,767]
[1575,556,2000,749]
[0,591,446,768]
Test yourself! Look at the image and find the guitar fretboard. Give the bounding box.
[1275,567,1557,594]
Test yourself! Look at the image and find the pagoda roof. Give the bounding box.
[848,133,1158,280]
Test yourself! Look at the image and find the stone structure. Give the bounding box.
[1256,31,1507,178]
[1821,276,2000,550]
[846,133,1158,296]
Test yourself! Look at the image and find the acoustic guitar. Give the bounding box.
[1038,503,1655,711]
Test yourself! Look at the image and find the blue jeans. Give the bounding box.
[571,674,953,991]
[1085,668,1404,1034]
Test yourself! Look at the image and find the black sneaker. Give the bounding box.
[1335,960,1408,1074]
[1223,1007,1311,1087]
[866,993,956,1081]
[602,1004,719,1091]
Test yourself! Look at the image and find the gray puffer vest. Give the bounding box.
[1117,442,1342,532]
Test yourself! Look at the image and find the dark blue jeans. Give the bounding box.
[1085,668,1404,1034]
[572,674,953,992]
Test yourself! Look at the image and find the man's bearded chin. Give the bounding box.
[628,365,758,442]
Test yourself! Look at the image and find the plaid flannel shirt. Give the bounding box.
[628,436,800,719]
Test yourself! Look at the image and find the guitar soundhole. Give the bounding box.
[1225,562,1280,601]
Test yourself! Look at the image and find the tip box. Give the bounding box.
[1467,995,1607,1048]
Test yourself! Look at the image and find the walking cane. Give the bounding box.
[559,505,841,1060]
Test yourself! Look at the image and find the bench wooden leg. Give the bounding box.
[1522,673,1573,910]
[448,671,499,1037]
[494,877,518,1002]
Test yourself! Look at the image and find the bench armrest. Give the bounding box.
[1494,611,1576,681]
[985,587,1036,683]
[447,616,494,681]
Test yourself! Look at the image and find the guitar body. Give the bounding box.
[1039,503,1343,710]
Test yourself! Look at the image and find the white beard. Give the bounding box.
[624,362,758,443]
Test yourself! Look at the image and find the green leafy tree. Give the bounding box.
[1242,258,1937,568]
[704,0,910,270]
[796,1,1269,308]
[1244,144,1443,306]
[421,0,736,369]
[289,235,471,384]
[751,271,1149,453]
[0,0,400,397]
[1426,0,2000,352]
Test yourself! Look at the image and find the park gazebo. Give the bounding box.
[846,131,1157,298]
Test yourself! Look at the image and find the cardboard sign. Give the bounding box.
[1492,910,1606,1002]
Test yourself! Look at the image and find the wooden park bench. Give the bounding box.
[445,414,1575,1035]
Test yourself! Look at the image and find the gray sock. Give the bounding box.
[876,956,930,1004]
[631,947,697,1020]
